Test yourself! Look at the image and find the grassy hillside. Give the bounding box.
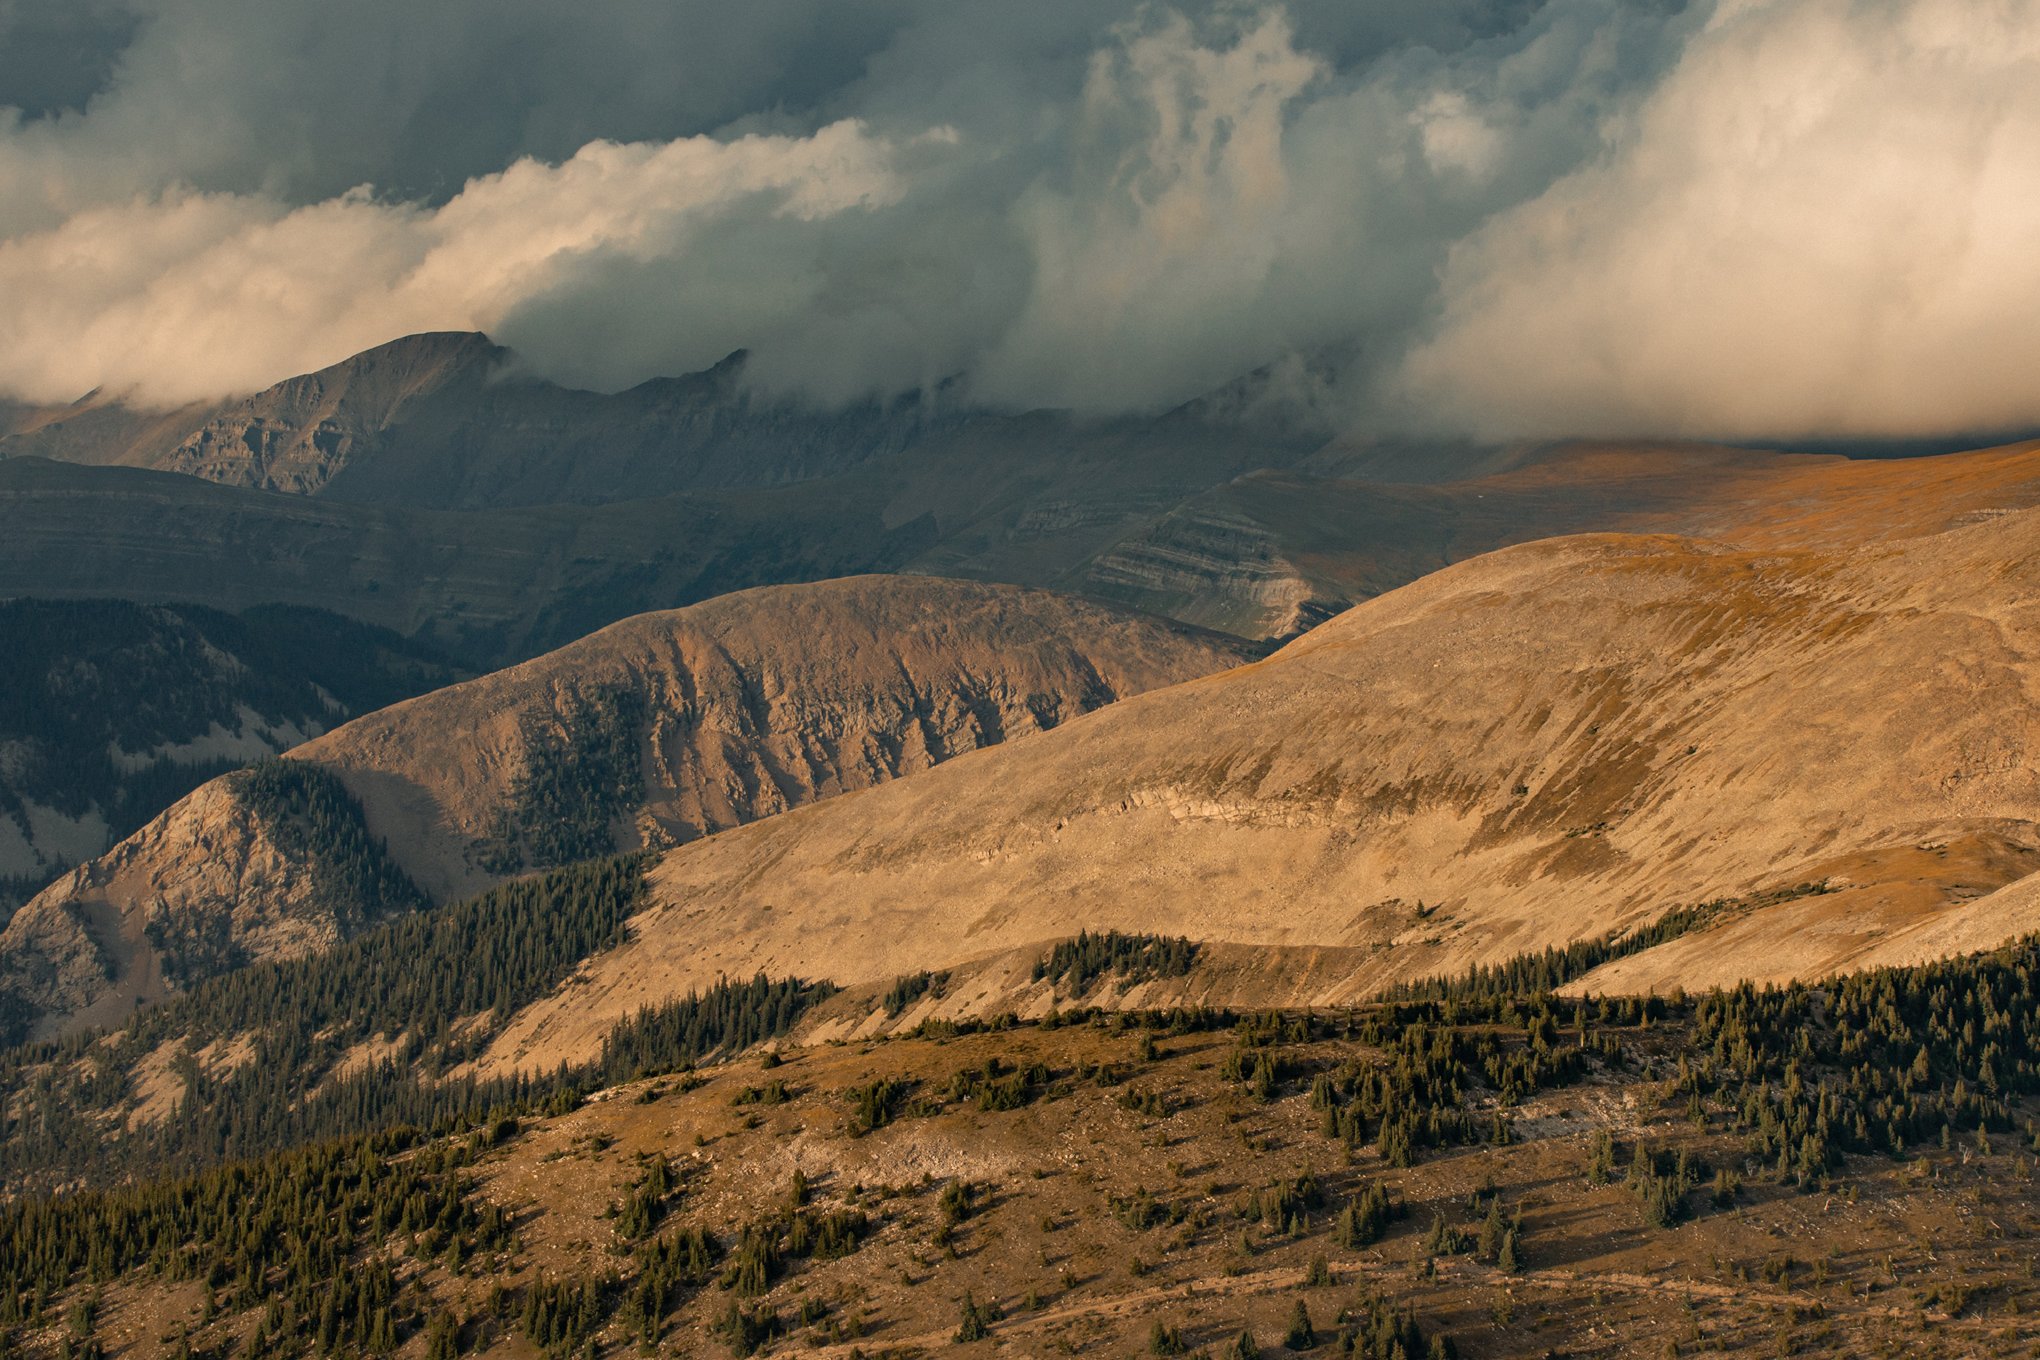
[470,496,2040,1072]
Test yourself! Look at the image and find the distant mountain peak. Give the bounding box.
[304,330,506,387]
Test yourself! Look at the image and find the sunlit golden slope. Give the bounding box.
[484,476,2040,1071]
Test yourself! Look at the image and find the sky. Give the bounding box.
[0,0,2035,442]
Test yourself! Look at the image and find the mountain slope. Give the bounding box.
[0,761,424,1042]
[14,351,2040,666]
[0,599,460,912]
[303,574,1257,900]
[1073,439,2040,637]
[477,490,2040,1071]
[0,578,1253,1039]
[0,332,1351,515]
[0,457,932,666]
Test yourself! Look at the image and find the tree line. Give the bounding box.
[0,856,828,1189]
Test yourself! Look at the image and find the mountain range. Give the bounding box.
[10,427,2040,1057]
[11,331,2040,1360]
[0,577,1248,1040]
[3,331,1827,660]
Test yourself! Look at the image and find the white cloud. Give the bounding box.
[0,121,917,405]
[1397,0,2040,440]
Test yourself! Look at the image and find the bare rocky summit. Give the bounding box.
[0,333,943,507]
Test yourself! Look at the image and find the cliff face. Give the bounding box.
[0,577,1252,1037]
[1079,504,1333,639]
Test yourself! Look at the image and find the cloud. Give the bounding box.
[0,0,2036,443]
[0,121,920,405]
[1398,0,2040,440]
[971,10,1327,411]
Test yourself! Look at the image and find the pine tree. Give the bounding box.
[1285,1299,1315,1351]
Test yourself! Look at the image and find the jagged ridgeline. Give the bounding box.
[0,599,461,917]
[471,686,647,873]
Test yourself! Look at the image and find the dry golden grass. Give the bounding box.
[489,494,2040,1075]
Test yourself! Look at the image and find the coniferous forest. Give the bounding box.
[0,857,831,1188]
[5,849,2040,1357]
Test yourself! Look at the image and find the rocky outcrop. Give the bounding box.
[302,575,1258,899]
[1080,504,1336,638]
[155,332,504,496]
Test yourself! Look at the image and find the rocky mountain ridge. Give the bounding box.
[0,577,1252,1039]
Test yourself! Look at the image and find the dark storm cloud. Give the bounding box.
[0,0,2035,442]
[0,0,138,119]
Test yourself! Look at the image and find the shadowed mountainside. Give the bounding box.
[0,332,1333,517]
[0,456,935,666]
[0,599,461,908]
